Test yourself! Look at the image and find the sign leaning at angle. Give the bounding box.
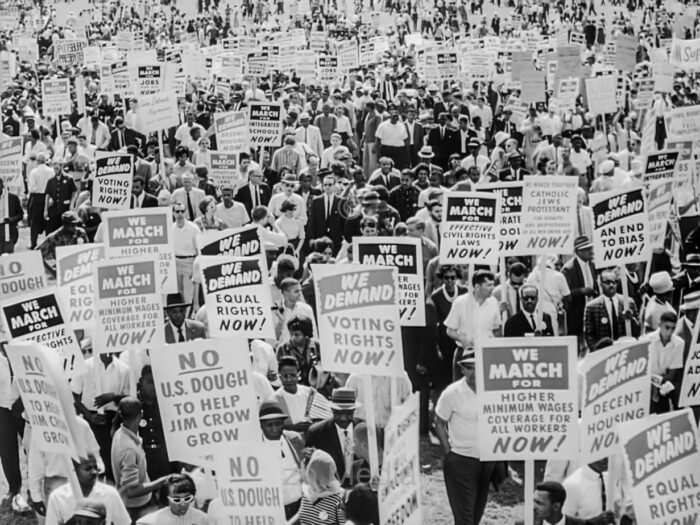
[311,264,404,376]
[475,336,579,460]
[439,191,501,265]
[579,340,650,463]
[56,244,104,330]
[0,251,46,341]
[354,237,425,326]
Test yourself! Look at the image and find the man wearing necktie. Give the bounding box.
[163,293,207,344]
[170,173,205,221]
[504,285,555,337]
[562,459,614,523]
[583,269,640,351]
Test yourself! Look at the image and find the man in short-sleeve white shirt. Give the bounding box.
[435,350,499,525]
[444,270,501,348]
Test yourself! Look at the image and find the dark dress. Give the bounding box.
[430,285,468,389]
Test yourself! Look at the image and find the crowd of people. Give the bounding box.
[0,0,699,523]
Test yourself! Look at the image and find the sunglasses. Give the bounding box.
[168,495,194,504]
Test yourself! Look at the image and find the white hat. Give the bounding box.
[649,271,673,295]
[599,160,615,174]
[494,131,510,147]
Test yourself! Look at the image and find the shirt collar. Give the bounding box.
[120,425,142,446]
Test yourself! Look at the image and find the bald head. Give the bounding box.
[118,396,142,422]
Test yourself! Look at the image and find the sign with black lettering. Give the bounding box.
[247,102,283,147]
[56,244,104,330]
[477,181,525,256]
[93,153,133,210]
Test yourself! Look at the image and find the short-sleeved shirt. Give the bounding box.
[214,201,249,228]
[71,356,130,412]
[375,120,408,147]
[111,426,152,509]
[298,490,346,525]
[435,378,479,458]
[645,330,684,376]
[45,481,130,525]
[443,293,500,345]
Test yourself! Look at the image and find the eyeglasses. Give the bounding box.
[601,280,617,285]
[173,210,186,214]
[168,495,194,504]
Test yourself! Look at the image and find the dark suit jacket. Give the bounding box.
[504,311,554,337]
[109,127,144,151]
[164,320,207,344]
[561,258,598,336]
[426,126,458,166]
[305,418,353,480]
[499,167,530,182]
[130,193,158,209]
[368,173,401,190]
[404,121,425,148]
[584,295,641,351]
[565,517,586,525]
[1,192,23,246]
[308,194,345,250]
[235,183,271,215]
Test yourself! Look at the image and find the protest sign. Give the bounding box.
[585,76,618,115]
[149,338,259,462]
[317,55,339,82]
[379,393,422,525]
[618,409,700,525]
[643,151,680,186]
[92,153,133,210]
[665,140,696,215]
[5,341,80,457]
[670,37,700,71]
[647,180,674,251]
[590,187,650,268]
[521,176,578,254]
[475,337,578,460]
[312,264,404,376]
[439,191,501,265]
[680,319,700,407]
[137,92,179,134]
[520,70,546,103]
[579,340,650,463]
[354,237,425,326]
[93,258,164,354]
[56,244,104,330]
[1,289,85,379]
[664,105,700,140]
[200,255,274,339]
[131,63,172,96]
[215,443,286,525]
[54,39,87,66]
[477,181,525,256]
[0,252,46,342]
[0,137,24,193]
[247,102,283,147]
[209,152,239,191]
[197,225,262,258]
[337,40,359,70]
[214,111,249,153]
[102,208,177,294]
[41,78,71,117]
[557,78,579,113]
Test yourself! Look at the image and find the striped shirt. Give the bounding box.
[271,148,303,173]
[298,491,346,525]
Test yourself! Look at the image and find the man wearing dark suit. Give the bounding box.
[305,388,359,487]
[504,285,555,337]
[534,481,588,525]
[130,177,158,209]
[584,269,641,351]
[368,159,401,190]
[109,117,144,151]
[499,152,530,182]
[308,174,345,253]
[0,179,23,254]
[258,400,304,520]
[562,236,599,344]
[404,107,425,168]
[427,113,458,170]
[432,91,453,121]
[235,169,271,216]
[164,293,207,343]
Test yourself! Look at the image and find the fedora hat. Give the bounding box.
[258,400,287,421]
[683,253,700,267]
[681,289,700,311]
[573,236,593,251]
[330,387,360,410]
[165,293,189,309]
[418,145,435,159]
[457,347,476,366]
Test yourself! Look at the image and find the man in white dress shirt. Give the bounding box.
[294,112,324,158]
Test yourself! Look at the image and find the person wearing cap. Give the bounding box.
[561,235,598,338]
[0,178,23,254]
[73,500,107,525]
[37,210,88,276]
[590,159,622,193]
[268,173,308,225]
[435,348,505,525]
[499,150,530,182]
[255,400,304,519]
[295,112,324,158]
[460,137,489,173]
[642,271,677,333]
[45,453,130,525]
[164,293,207,343]
[43,159,78,234]
[306,388,361,487]
[672,254,700,310]
[583,269,641,351]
